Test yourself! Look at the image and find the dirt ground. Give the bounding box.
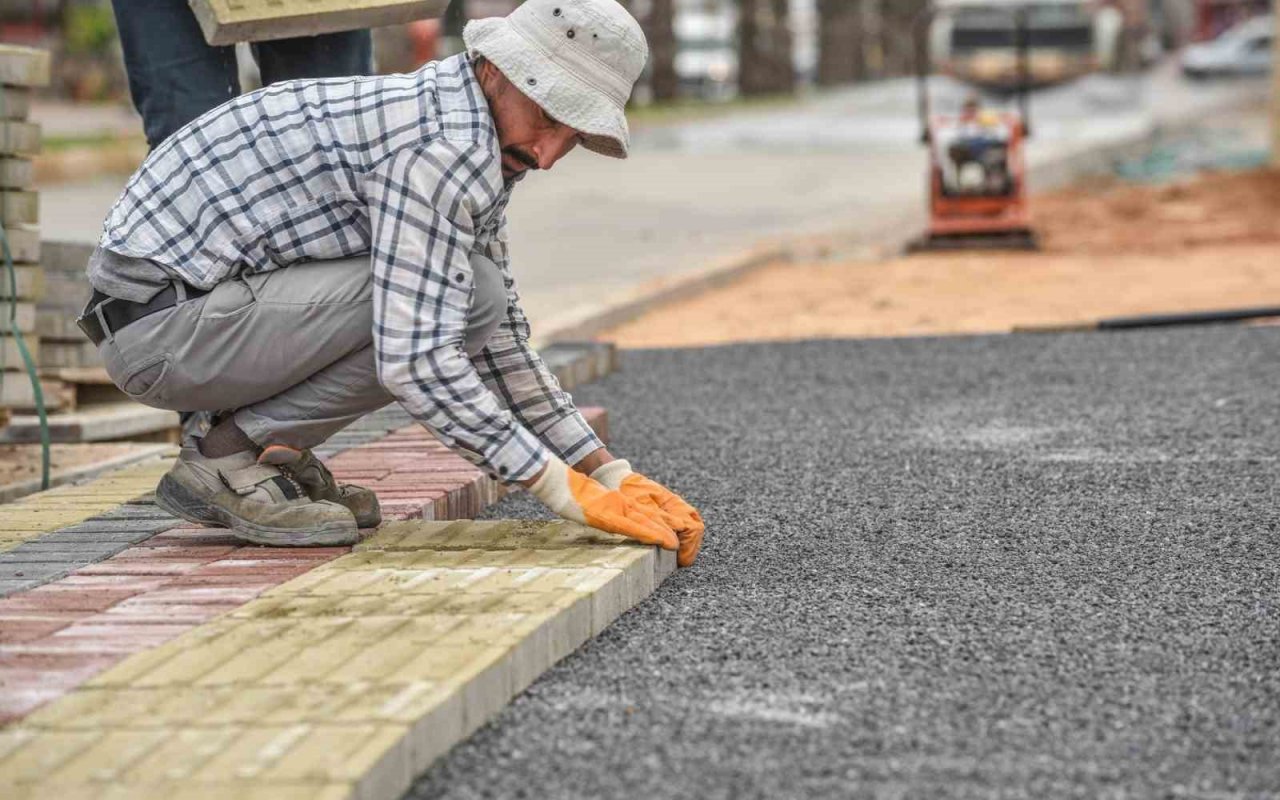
[598,169,1280,348]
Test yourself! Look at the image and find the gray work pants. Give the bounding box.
[97,255,507,449]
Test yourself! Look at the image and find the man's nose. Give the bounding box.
[534,128,580,172]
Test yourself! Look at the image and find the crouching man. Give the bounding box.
[78,0,704,566]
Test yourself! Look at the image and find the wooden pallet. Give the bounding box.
[0,401,180,444]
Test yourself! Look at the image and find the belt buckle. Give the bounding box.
[76,296,110,345]
[75,313,97,342]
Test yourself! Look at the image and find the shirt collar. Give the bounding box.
[438,54,526,191]
[437,53,499,151]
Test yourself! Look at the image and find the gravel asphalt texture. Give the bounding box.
[406,327,1279,800]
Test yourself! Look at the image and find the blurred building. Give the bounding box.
[0,0,126,100]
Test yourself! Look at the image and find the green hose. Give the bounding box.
[0,84,52,491]
[0,225,51,491]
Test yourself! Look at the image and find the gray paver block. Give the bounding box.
[40,526,169,545]
[0,45,50,88]
[0,86,30,119]
[0,157,32,189]
[0,577,39,595]
[0,563,69,583]
[0,121,40,156]
[2,224,37,263]
[0,545,122,563]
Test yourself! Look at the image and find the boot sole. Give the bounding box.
[155,474,359,547]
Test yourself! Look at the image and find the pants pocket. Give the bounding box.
[200,277,255,319]
[118,352,171,403]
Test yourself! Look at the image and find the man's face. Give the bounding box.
[477,60,584,182]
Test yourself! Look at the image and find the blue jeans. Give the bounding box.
[110,0,373,149]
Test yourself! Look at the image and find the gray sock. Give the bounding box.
[198,417,261,458]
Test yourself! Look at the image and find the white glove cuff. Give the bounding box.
[528,458,586,524]
[589,459,633,490]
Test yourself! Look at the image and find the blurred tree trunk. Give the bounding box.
[737,0,793,96]
[642,0,679,101]
[617,0,677,102]
[817,0,863,86]
[877,0,928,77]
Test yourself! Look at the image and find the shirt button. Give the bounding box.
[498,466,509,477]
[455,272,466,283]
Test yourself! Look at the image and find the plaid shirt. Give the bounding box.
[98,54,602,482]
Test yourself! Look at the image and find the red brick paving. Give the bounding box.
[0,408,608,725]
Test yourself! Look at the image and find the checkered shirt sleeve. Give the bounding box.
[368,138,553,483]
[472,218,606,467]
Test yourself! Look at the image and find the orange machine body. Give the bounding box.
[925,110,1032,241]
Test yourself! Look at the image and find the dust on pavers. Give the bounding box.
[408,328,1280,800]
[0,407,616,724]
[0,458,174,554]
[0,506,182,598]
[0,520,675,800]
[0,404,608,596]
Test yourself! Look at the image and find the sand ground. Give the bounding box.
[598,169,1280,348]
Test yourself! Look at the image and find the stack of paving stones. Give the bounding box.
[0,46,49,417]
[0,342,619,728]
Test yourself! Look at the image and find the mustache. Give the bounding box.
[503,146,538,171]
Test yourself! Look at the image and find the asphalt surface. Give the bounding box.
[406,326,1280,799]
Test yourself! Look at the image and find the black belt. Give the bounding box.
[77,282,210,346]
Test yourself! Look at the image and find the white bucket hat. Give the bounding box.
[463,0,649,159]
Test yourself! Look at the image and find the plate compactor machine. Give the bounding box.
[908,3,1039,253]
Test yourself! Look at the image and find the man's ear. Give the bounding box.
[475,59,502,93]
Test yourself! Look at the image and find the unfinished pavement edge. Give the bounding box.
[1,520,677,800]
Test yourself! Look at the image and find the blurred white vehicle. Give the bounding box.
[931,0,1129,89]
[674,3,738,100]
[1181,14,1274,77]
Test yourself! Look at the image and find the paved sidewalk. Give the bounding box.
[0,393,680,800]
[3,517,673,799]
[0,404,610,723]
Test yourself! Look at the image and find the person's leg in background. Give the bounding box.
[253,30,374,86]
[108,0,240,149]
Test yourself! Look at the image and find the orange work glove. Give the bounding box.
[591,460,705,568]
[529,457,678,550]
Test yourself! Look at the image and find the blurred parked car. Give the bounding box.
[1181,14,1273,77]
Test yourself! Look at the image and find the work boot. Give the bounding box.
[258,445,382,529]
[154,447,359,546]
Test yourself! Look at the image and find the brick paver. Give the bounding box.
[0,458,175,554]
[1,519,675,799]
[0,408,609,724]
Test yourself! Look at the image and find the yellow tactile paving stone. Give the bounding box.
[0,456,174,552]
[2,520,676,800]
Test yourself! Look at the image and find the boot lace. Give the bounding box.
[277,465,307,499]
